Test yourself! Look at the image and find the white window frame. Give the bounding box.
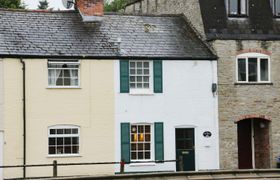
[226,0,248,17]
[130,123,153,162]
[129,60,153,95]
[236,53,271,83]
[48,60,80,88]
[48,125,80,157]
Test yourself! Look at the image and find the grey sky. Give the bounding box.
[23,0,71,10]
[23,0,112,10]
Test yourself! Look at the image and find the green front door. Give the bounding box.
[176,128,195,171]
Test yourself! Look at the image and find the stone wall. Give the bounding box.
[213,40,280,169]
[125,0,206,38]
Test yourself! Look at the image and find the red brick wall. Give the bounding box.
[77,0,104,16]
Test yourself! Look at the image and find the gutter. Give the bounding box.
[0,55,218,61]
[20,59,26,178]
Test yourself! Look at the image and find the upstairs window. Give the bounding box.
[48,60,80,88]
[272,0,280,16]
[236,53,270,83]
[129,61,151,91]
[120,60,163,94]
[227,0,248,17]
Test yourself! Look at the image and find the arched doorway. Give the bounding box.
[237,118,270,169]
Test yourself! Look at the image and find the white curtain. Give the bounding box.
[69,69,78,86]
[49,69,61,86]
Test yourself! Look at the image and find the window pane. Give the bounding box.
[276,0,280,15]
[65,146,72,154]
[138,143,144,150]
[131,144,136,150]
[50,129,56,134]
[238,58,246,81]
[65,137,71,145]
[49,138,56,145]
[145,143,150,150]
[131,152,137,160]
[229,0,238,14]
[130,69,135,74]
[145,134,151,141]
[248,58,258,82]
[145,152,150,159]
[57,146,64,154]
[137,69,142,74]
[138,126,144,133]
[64,129,71,134]
[130,62,135,68]
[240,0,247,14]
[72,128,78,134]
[64,78,71,86]
[49,147,56,154]
[260,58,269,81]
[138,152,144,159]
[57,137,63,145]
[72,137,79,145]
[144,83,149,88]
[56,78,63,86]
[57,129,63,134]
[137,62,142,68]
[72,146,79,153]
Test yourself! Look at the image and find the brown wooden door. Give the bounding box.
[238,120,252,169]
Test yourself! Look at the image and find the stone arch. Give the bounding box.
[235,114,272,123]
[236,49,271,56]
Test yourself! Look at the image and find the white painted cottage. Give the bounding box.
[113,15,219,172]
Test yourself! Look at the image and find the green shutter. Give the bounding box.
[153,60,163,93]
[121,123,130,163]
[120,60,129,93]
[154,122,164,161]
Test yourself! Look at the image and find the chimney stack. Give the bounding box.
[76,0,104,22]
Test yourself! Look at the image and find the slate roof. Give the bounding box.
[0,9,216,60]
[199,0,280,40]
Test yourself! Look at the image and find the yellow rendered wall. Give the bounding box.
[3,59,115,179]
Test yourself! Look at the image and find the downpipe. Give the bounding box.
[20,59,26,178]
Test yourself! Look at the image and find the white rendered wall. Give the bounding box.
[114,60,219,172]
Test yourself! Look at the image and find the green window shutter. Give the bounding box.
[121,123,130,163]
[120,60,129,93]
[153,60,163,93]
[154,122,164,161]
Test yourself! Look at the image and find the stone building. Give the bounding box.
[126,0,280,169]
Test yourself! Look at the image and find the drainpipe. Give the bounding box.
[20,59,26,178]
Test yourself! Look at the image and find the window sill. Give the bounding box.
[129,89,154,96]
[228,15,248,18]
[129,92,154,96]
[47,86,81,89]
[129,162,157,167]
[234,82,273,85]
[47,154,82,158]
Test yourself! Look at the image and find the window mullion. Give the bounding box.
[257,58,260,82]
[246,58,249,82]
